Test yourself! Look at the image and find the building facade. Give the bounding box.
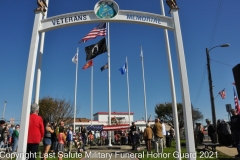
[73,111,170,132]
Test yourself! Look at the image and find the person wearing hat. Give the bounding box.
[12,124,20,153]
[144,123,153,152]
[27,103,44,160]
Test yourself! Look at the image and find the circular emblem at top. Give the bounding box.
[94,0,119,19]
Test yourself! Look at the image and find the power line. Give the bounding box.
[208,0,224,48]
[194,65,207,106]
[211,58,233,67]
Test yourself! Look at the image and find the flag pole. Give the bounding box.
[126,56,131,125]
[91,65,93,125]
[107,22,112,146]
[140,46,147,123]
[73,48,79,133]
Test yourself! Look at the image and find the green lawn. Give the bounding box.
[137,140,233,160]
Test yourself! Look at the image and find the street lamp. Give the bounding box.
[206,43,230,130]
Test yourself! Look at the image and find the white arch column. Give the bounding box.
[171,8,196,159]
[35,0,49,104]
[17,11,43,160]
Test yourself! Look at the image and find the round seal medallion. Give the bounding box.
[94,0,119,19]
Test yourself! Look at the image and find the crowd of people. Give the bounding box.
[0,120,20,153]
[2,101,240,159]
[129,118,175,153]
[0,103,175,157]
[196,109,240,158]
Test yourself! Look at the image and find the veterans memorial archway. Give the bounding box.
[17,1,196,160]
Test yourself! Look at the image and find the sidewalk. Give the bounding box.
[196,140,238,157]
[216,146,238,157]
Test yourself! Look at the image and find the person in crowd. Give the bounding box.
[115,132,120,145]
[135,130,140,148]
[101,131,107,145]
[88,131,94,145]
[127,131,132,145]
[221,119,231,146]
[139,130,144,143]
[73,132,82,152]
[8,124,14,145]
[58,126,66,160]
[55,121,65,136]
[206,119,216,143]
[161,120,166,148]
[217,119,222,145]
[130,122,137,150]
[152,118,163,153]
[199,124,204,143]
[50,122,58,153]
[125,131,128,144]
[80,125,86,151]
[195,124,204,144]
[66,126,73,153]
[121,131,126,145]
[169,126,175,146]
[11,124,20,153]
[144,123,153,152]
[0,120,7,149]
[169,126,175,140]
[27,103,44,160]
[42,119,54,160]
[230,109,240,157]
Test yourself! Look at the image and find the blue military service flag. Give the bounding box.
[119,63,127,75]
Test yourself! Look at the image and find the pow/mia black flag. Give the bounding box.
[85,38,107,61]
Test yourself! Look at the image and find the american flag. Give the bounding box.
[234,88,239,113]
[79,22,106,43]
[219,89,226,99]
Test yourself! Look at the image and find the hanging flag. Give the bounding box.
[234,88,240,113]
[79,22,106,43]
[119,63,127,75]
[100,63,108,72]
[85,37,107,61]
[72,53,78,64]
[82,60,93,70]
[219,89,226,99]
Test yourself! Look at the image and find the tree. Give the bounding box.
[38,96,76,125]
[155,102,203,129]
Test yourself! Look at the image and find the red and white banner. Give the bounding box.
[103,124,130,131]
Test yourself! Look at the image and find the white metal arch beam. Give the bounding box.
[39,10,174,32]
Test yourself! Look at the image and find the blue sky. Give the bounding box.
[0,0,239,125]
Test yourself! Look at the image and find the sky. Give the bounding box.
[0,0,240,126]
